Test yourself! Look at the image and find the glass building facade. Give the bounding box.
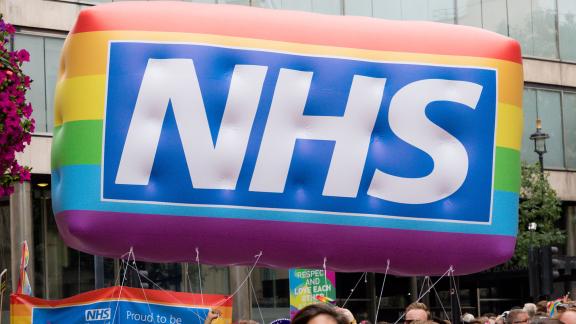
[2,0,576,323]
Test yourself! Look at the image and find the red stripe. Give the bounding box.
[71,2,522,64]
[12,286,233,307]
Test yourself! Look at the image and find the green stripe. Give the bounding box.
[51,120,103,170]
[494,147,520,193]
[51,120,521,193]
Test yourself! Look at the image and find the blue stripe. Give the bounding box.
[52,165,518,236]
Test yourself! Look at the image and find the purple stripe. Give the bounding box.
[56,210,515,275]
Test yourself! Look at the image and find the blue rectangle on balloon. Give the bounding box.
[102,42,497,223]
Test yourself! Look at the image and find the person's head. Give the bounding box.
[462,313,475,323]
[524,304,538,318]
[559,310,576,324]
[405,303,431,323]
[537,301,548,314]
[506,310,530,324]
[292,304,349,324]
[476,317,491,324]
[557,305,569,316]
[336,307,356,324]
[532,319,561,324]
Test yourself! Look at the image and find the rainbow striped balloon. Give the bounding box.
[52,2,523,275]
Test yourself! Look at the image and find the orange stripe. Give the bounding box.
[59,31,523,108]
[71,2,522,64]
[10,304,32,316]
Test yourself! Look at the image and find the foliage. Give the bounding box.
[0,15,34,196]
[510,162,565,268]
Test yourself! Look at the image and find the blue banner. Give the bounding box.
[102,42,497,223]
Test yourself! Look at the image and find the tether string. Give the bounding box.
[392,267,452,324]
[374,260,390,324]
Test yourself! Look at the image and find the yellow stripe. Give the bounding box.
[60,31,523,106]
[54,74,105,126]
[54,74,523,149]
[496,103,523,150]
[10,304,31,316]
[10,316,31,324]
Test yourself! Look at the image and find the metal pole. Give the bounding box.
[528,246,541,300]
[476,287,481,317]
[229,266,252,322]
[539,153,544,174]
[450,275,460,324]
[367,272,376,323]
[10,182,33,294]
[94,256,104,289]
[0,290,3,324]
[41,195,49,298]
[0,269,5,324]
[410,277,418,302]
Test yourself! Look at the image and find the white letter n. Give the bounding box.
[114,59,267,189]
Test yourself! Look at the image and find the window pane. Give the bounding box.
[344,0,372,17]
[537,90,564,168]
[312,0,341,15]
[281,0,312,11]
[373,1,402,20]
[218,0,250,5]
[45,38,65,134]
[564,93,576,169]
[399,0,429,21]
[376,0,454,22]
[250,268,289,323]
[508,0,534,56]
[13,34,47,133]
[253,0,281,8]
[427,0,455,23]
[532,0,559,59]
[31,185,96,299]
[559,0,576,61]
[482,0,508,35]
[457,0,482,27]
[186,264,230,295]
[522,88,538,164]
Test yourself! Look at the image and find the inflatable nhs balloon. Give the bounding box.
[52,2,523,275]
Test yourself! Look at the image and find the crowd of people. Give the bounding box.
[205,298,576,324]
[457,298,576,324]
[289,299,576,324]
[296,300,576,324]
[400,300,576,324]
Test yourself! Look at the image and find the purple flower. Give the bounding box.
[6,24,15,35]
[19,168,31,181]
[21,103,32,117]
[16,49,29,62]
[0,16,34,196]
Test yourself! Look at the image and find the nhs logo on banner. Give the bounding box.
[85,307,111,321]
[102,42,497,223]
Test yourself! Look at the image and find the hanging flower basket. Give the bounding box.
[0,16,34,196]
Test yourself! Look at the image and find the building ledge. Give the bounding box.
[548,170,576,202]
[524,58,576,88]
